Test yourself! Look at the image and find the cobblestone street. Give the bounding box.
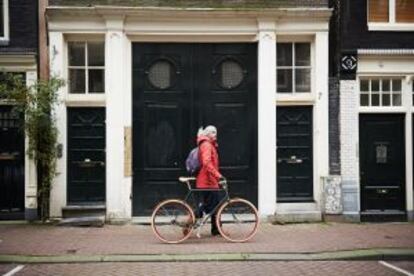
[1,261,414,276]
[0,223,413,256]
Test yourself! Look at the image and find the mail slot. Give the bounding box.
[75,158,105,168]
[0,152,18,161]
[277,155,303,164]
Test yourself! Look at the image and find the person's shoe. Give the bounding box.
[211,228,220,236]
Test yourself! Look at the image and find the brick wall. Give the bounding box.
[339,80,359,215]
[329,77,340,175]
[0,0,38,54]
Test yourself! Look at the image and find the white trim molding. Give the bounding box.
[0,0,9,44]
[47,6,332,220]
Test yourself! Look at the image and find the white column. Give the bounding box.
[49,31,67,218]
[24,70,38,220]
[314,31,330,205]
[105,17,129,221]
[404,76,413,219]
[257,20,277,217]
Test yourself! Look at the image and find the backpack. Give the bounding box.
[185,147,200,175]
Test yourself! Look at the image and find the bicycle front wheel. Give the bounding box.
[216,198,259,243]
[151,199,195,244]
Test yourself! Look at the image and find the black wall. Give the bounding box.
[340,0,414,51]
[0,0,38,54]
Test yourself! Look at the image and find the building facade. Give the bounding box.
[333,0,414,221]
[46,0,332,222]
[0,0,39,220]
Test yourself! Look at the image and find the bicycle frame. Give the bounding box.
[181,179,229,236]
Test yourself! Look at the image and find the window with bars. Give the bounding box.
[276,43,311,93]
[368,0,414,23]
[68,41,105,94]
[360,78,402,107]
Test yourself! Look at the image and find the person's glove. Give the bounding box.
[219,176,227,187]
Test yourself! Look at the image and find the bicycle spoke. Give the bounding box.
[217,199,258,242]
[151,200,194,244]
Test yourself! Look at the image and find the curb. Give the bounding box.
[0,249,413,263]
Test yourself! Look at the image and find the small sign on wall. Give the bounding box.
[341,54,357,74]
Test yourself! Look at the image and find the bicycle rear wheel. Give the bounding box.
[216,198,259,242]
[151,199,195,244]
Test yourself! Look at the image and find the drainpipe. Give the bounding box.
[39,0,49,80]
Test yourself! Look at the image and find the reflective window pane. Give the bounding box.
[69,69,85,93]
[89,69,104,93]
[68,42,85,66]
[360,80,369,92]
[295,43,311,66]
[277,43,292,66]
[295,68,311,92]
[88,42,105,67]
[372,79,380,92]
[392,93,402,106]
[382,93,390,106]
[371,93,380,106]
[360,94,369,106]
[392,79,402,91]
[382,79,390,91]
[277,69,292,93]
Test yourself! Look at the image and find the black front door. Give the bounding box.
[360,114,405,212]
[0,106,25,219]
[67,108,106,204]
[277,106,313,202]
[132,43,257,215]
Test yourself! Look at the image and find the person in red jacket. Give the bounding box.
[195,125,225,236]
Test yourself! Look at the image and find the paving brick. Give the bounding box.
[17,261,407,276]
[0,223,413,256]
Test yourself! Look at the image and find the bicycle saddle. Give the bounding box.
[179,176,196,182]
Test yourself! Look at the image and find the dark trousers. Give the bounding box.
[195,191,221,233]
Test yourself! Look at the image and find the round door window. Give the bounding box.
[220,59,244,89]
[147,60,174,90]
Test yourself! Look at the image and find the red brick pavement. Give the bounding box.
[10,261,407,276]
[0,223,413,256]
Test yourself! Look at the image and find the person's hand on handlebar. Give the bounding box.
[219,176,227,187]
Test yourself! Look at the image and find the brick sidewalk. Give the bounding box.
[0,223,413,256]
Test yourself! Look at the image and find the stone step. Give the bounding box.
[58,216,105,227]
[62,204,106,219]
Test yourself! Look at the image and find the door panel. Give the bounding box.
[0,106,25,219]
[277,106,313,202]
[132,43,257,215]
[67,108,106,204]
[360,114,405,212]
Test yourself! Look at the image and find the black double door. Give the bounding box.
[132,43,257,215]
[359,114,405,213]
[277,106,313,202]
[67,108,106,204]
[0,106,25,219]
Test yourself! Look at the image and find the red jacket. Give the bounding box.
[196,135,222,189]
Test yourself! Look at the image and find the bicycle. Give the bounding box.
[151,176,259,244]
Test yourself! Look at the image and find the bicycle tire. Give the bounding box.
[151,199,195,244]
[216,198,259,243]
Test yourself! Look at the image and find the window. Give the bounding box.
[360,78,402,107]
[68,41,105,94]
[412,80,414,105]
[277,43,311,93]
[0,0,9,41]
[368,0,414,25]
